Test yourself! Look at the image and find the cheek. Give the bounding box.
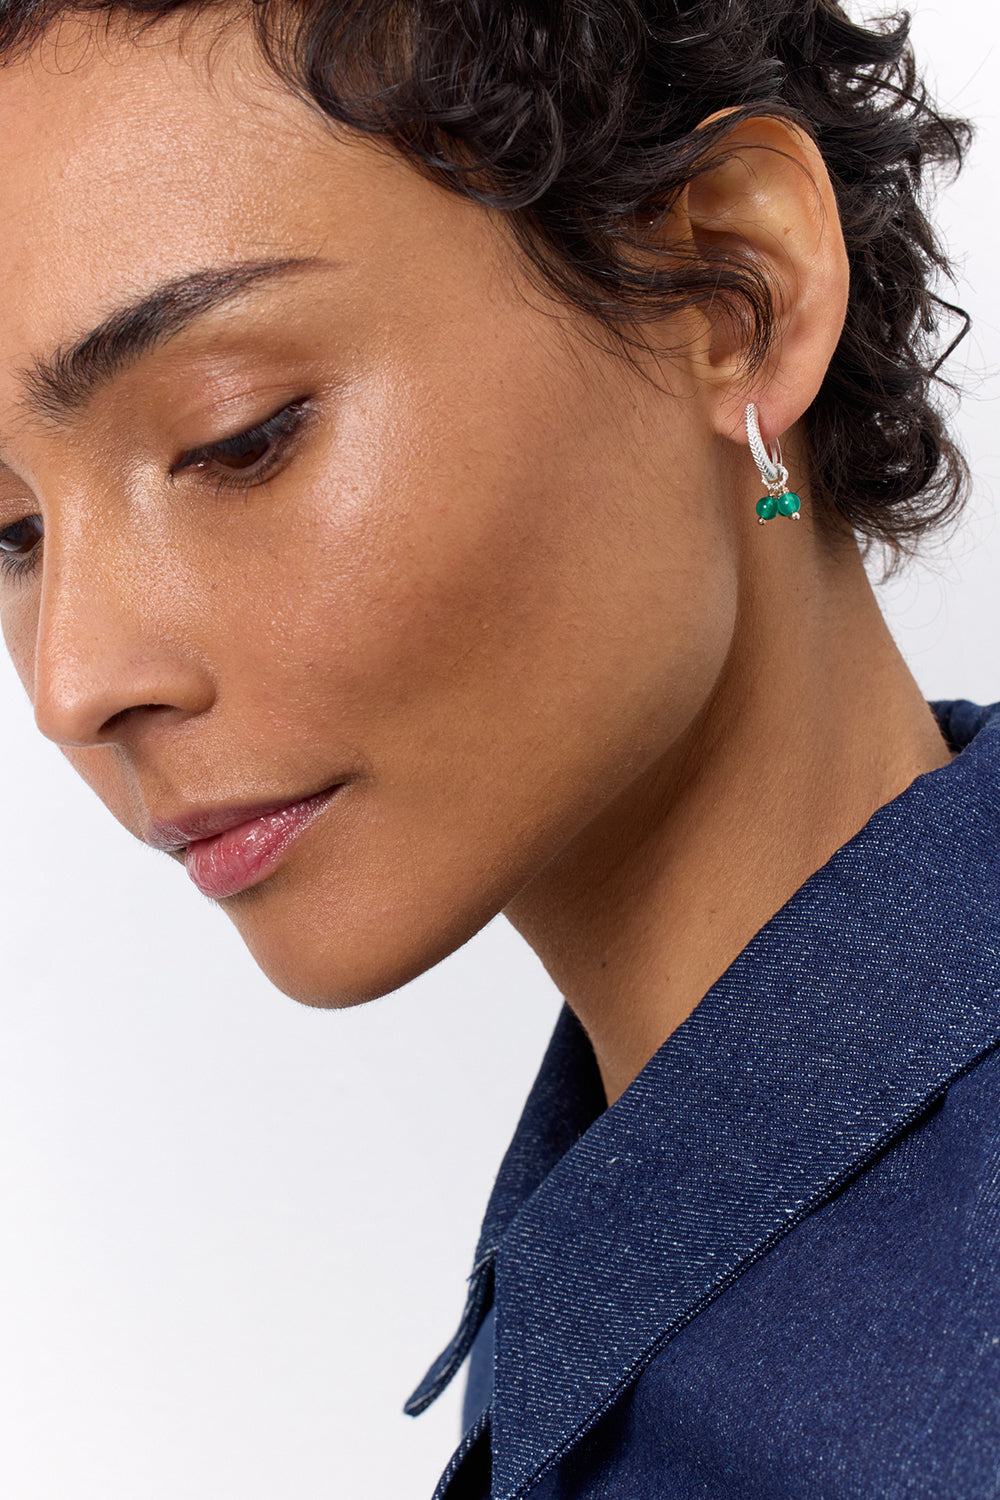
[215,369,737,1004]
[229,360,710,796]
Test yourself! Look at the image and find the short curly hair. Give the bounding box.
[0,0,973,562]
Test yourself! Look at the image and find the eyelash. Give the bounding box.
[0,398,312,584]
[173,398,312,492]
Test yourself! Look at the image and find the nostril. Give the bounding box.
[100,702,175,736]
[100,707,132,735]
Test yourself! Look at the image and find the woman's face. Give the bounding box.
[0,18,739,1003]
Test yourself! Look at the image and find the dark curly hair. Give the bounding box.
[0,0,973,562]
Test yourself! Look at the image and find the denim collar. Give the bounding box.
[408,699,1000,1500]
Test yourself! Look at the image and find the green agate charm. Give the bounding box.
[756,490,801,524]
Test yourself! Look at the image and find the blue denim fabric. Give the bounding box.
[407,699,1000,1499]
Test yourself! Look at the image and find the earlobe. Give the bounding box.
[678,113,850,447]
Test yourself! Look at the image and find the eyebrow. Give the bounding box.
[19,256,326,423]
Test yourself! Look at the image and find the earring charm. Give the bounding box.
[745,403,801,524]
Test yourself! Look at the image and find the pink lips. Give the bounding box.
[156,789,338,900]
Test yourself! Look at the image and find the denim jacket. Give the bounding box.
[408,699,1000,1499]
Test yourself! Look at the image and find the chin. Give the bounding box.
[222,878,496,1010]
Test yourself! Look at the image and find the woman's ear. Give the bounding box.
[668,113,850,448]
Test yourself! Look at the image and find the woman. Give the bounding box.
[1,0,996,1495]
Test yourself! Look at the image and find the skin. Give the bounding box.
[0,17,952,1105]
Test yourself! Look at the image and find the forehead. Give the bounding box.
[1,21,299,295]
[0,17,474,407]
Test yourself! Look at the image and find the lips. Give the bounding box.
[148,787,340,900]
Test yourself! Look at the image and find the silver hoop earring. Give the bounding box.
[745,403,801,525]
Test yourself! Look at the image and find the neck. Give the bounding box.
[504,520,953,1105]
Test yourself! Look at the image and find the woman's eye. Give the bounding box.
[0,514,43,576]
[175,399,311,484]
[0,515,43,555]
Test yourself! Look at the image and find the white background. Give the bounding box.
[1,3,998,1496]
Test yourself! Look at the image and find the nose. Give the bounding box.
[31,536,215,750]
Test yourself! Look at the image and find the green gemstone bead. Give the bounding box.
[777,491,801,516]
[756,495,778,521]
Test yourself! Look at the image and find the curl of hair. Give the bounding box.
[0,0,973,561]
